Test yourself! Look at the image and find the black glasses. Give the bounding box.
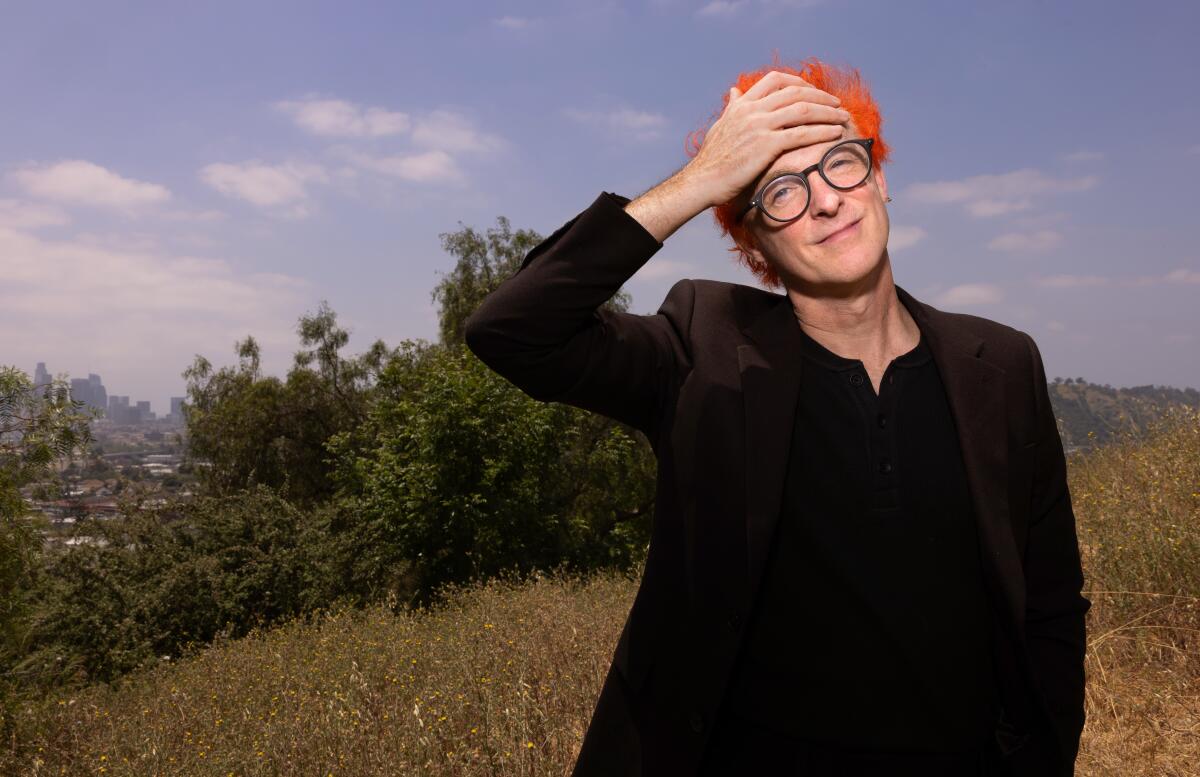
[736,138,875,224]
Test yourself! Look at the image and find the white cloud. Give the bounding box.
[696,0,748,15]
[988,229,1063,253]
[0,223,311,408]
[887,225,926,251]
[274,96,410,138]
[1062,150,1105,163]
[10,160,171,211]
[336,148,463,183]
[1034,268,1200,288]
[200,160,328,213]
[761,0,824,7]
[968,199,1032,217]
[161,208,227,223]
[1035,274,1109,287]
[1164,267,1200,284]
[0,199,70,230]
[904,168,1097,218]
[936,283,1003,307]
[494,16,534,29]
[410,110,506,155]
[563,106,669,142]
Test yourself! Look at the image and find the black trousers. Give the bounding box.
[699,708,1013,777]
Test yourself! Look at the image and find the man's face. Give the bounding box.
[740,124,890,291]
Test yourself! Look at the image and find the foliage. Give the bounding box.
[432,215,633,348]
[1048,378,1200,451]
[1071,405,1200,615]
[181,301,390,505]
[0,366,94,737]
[21,485,343,689]
[327,341,655,608]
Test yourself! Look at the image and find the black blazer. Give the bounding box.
[464,191,1091,777]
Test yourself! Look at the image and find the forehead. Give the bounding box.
[754,124,860,191]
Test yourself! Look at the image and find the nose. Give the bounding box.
[806,173,843,219]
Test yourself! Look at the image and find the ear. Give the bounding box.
[746,243,769,270]
[736,230,769,270]
[873,164,888,203]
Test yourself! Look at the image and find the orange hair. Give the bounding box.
[684,53,892,290]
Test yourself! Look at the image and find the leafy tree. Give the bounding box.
[181,302,390,505]
[327,340,655,608]
[0,366,94,734]
[432,216,633,347]
[25,485,341,687]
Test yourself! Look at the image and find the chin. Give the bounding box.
[802,245,887,289]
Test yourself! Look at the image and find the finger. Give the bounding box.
[741,70,824,102]
[768,101,852,130]
[758,83,843,112]
[772,123,846,152]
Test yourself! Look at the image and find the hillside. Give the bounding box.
[1048,378,1199,452]
[4,406,1198,775]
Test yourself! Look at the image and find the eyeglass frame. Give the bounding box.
[735,137,875,224]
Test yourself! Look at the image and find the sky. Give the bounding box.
[2,0,1198,414]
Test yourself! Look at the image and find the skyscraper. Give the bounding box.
[33,362,50,396]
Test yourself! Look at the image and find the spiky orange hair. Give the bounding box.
[684,53,891,290]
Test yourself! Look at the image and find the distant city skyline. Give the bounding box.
[31,360,183,422]
[2,2,1197,407]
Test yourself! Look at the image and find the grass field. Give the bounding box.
[5,407,1197,776]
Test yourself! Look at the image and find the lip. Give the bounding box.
[818,218,861,244]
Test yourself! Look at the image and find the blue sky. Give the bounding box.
[2,0,1197,413]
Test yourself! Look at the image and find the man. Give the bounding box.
[464,60,1089,777]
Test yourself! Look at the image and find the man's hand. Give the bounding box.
[623,70,851,243]
[683,69,851,209]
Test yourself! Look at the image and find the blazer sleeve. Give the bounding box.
[1020,331,1092,775]
[463,191,695,445]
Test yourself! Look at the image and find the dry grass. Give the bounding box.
[5,569,634,776]
[1072,406,1200,776]
[4,408,1198,776]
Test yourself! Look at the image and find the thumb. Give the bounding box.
[729,86,741,99]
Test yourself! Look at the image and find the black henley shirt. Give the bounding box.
[716,313,998,755]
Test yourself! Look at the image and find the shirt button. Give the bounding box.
[878,458,893,474]
[877,414,887,428]
[849,373,864,386]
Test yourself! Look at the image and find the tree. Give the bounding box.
[181,303,392,506]
[327,341,656,607]
[0,366,94,735]
[432,216,634,348]
[24,484,341,687]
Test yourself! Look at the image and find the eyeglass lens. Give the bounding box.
[760,141,871,221]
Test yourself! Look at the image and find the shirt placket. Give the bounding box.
[848,364,902,512]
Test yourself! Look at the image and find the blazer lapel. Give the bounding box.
[736,284,1025,634]
[896,285,1026,633]
[737,297,805,610]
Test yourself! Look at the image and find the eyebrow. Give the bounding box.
[752,135,863,194]
[752,165,806,195]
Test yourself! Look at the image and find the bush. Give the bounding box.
[328,341,655,607]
